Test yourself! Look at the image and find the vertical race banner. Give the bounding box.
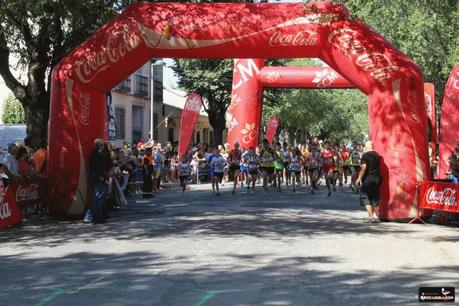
[266,115,280,144]
[178,93,203,157]
[424,83,436,157]
[106,92,117,141]
[439,65,459,178]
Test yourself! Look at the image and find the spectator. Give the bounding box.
[448,143,459,183]
[142,147,154,198]
[33,146,48,177]
[0,143,20,179]
[356,141,382,223]
[16,146,34,177]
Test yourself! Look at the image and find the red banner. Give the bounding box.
[424,83,436,155]
[266,115,280,144]
[178,93,203,157]
[418,181,459,213]
[439,65,459,178]
[0,178,47,229]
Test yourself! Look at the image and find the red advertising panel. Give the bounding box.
[438,65,459,178]
[424,83,436,154]
[178,93,203,157]
[0,178,47,229]
[418,181,459,213]
[266,115,280,144]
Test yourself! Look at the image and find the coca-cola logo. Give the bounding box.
[0,201,12,220]
[269,30,319,47]
[79,92,90,126]
[328,29,399,83]
[426,187,457,207]
[75,24,141,84]
[312,69,339,87]
[269,118,279,128]
[186,96,202,113]
[16,184,39,202]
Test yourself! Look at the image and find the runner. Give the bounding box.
[274,142,284,192]
[177,155,192,195]
[210,148,226,196]
[228,142,242,194]
[244,146,259,193]
[207,147,217,194]
[300,144,309,186]
[282,142,291,188]
[321,140,335,197]
[332,145,342,192]
[349,141,362,192]
[289,148,303,193]
[340,144,350,186]
[306,142,321,194]
[240,147,250,189]
[259,139,276,195]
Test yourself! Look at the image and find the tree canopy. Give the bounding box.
[1,94,25,124]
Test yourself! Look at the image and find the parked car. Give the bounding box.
[0,124,26,158]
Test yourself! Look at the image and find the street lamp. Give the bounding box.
[150,59,166,141]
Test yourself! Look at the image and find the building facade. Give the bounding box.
[111,60,213,147]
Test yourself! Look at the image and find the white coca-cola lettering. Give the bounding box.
[16,184,39,202]
[186,97,201,113]
[328,29,399,83]
[75,24,141,84]
[312,69,338,88]
[269,30,319,47]
[355,53,398,83]
[426,187,457,207]
[0,202,12,220]
[424,93,432,112]
[406,90,419,122]
[79,92,90,126]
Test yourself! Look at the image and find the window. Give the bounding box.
[153,80,162,102]
[115,107,126,139]
[196,131,201,144]
[209,131,214,145]
[132,106,143,142]
[168,128,174,142]
[203,128,209,144]
[134,75,149,97]
[114,77,131,93]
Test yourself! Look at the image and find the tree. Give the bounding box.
[344,0,459,107]
[1,93,25,124]
[172,59,234,145]
[0,0,130,148]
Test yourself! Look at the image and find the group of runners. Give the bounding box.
[177,138,366,197]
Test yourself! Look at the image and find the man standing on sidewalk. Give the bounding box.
[356,141,381,223]
[84,139,113,224]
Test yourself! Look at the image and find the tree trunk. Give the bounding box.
[209,117,225,146]
[23,99,49,148]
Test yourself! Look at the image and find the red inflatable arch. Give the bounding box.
[49,1,429,221]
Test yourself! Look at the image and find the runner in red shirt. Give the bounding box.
[228,142,242,194]
[321,140,335,197]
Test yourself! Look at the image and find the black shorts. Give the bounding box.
[229,164,240,172]
[214,172,224,181]
[308,168,318,174]
[261,167,275,175]
[360,191,379,207]
[283,162,290,168]
[249,169,258,175]
[352,166,361,173]
[179,175,189,184]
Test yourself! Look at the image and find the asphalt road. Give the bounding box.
[1,182,458,306]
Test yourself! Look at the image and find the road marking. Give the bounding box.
[36,288,70,306]
[193,290,220,306]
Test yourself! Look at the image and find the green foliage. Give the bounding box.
[1,94,25,124]
[344,0,459,104]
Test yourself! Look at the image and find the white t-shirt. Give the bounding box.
[289,155,301,172]
[211,156,226,173]
[0,153,19,176]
